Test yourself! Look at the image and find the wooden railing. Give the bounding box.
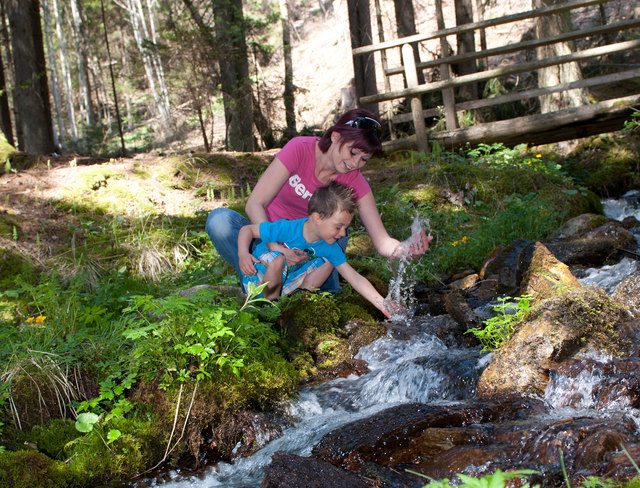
[353,0,640,153]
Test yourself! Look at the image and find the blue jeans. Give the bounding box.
[205,207,345,293]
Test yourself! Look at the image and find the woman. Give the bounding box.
[206,108,431,292]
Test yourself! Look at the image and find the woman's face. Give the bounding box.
[330,133,373,174]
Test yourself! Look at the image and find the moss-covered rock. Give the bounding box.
[563,133,640,197]
[64,416,163,483]
[0,449,80,488]
[17,419,79,460]
[0,133,18,172]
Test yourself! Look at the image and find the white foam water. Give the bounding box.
[384,215,431,320]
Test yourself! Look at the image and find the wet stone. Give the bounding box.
[260,451,370,488]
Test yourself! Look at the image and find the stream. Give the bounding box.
[140,191,640,487]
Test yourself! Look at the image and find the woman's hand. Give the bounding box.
[282,247,309,267]
[239,253,259,276]
[394,232,433,260]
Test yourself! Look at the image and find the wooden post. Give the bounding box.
[402,43,429,154]
[347,0,379,115]
[434,0,458,130]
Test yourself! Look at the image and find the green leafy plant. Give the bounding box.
[623,108,640,132]
[120,284,277,389]
[466,295,535,351]
[407,468,539,488]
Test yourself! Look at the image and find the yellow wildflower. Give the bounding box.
[26,317,34,323]
[536,154,542,158]
[35,315,46,323]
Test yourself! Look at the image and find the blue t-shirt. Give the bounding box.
[254,218,346,267]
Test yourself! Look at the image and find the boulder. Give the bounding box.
[477,287,628,398]
[479,238,533,294]
[444,290,481,329]
[542,220,635,267]
[519,241,582,300]
[613,272,640,318]
[260,451,371,488]
[547,213,609,239]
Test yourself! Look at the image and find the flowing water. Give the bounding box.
[140,197,640,487]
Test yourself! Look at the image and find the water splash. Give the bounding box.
[384,215,430,321]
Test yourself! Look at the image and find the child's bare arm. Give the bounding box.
[238,224,261,275]
[336,262,390,319]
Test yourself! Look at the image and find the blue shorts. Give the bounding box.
[242,251,328,296]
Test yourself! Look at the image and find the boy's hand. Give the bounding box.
[382,298,406,319]
[239,253,259,276]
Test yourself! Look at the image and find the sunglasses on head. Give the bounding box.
[345,116,382,136]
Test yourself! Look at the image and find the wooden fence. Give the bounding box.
[353,0,640,153]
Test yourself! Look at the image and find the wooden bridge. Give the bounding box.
[350,0,640,153]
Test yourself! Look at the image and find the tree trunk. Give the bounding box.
[0,45,12,146]
[346,0,378,114]
[453,0,478,100]
[42,0,65,149]
[0,0,13,146]
[69,0,95,128]
[6,0,55,154]
[280,0,295,138]
[53,0,78,143]
[211,0,254,151]
[534,0,587,113]
[100,0,126,156]
[393,0,425,86]
[118,0,173,132]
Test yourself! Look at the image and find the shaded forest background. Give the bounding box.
[5,0,635,160]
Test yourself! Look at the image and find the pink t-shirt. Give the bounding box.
[265,137,371,221]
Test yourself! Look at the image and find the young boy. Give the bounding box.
[238,182,392,318]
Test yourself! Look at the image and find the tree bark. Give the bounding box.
[42,0,66,149]
[346,0,378,114]
[211,0,254,151]
[69,0,95,128]
[534,0,587,113]
[117,0,173,132]
[0,0,13,146]
[280,0,295,138]
[453,0,478,100]
[53,0,78,143]
[393,0,425,86]
[6,0,55,154]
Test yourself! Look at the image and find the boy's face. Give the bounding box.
[312,209,354,244]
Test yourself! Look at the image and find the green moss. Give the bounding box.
[0,132,17,167]
[234,360,298,409]
[291,293,340,333]
[563,132,640,196]
[338,302,376,325]
[0,449,80,488]
[64,416,163,484]
[290,351,317,380]
[18,419,78,459]
[0,212,22,240]
[622,477,640,488]
[561,289,627,357]
[314,336,350,369]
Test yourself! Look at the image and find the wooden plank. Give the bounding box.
[402,44,429,153]
[360,39,640,105]
[352,0,615,56]
[435,0,458,131]
[384,18,640,77]
[382,95,640,152]
[392,68,640,124]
